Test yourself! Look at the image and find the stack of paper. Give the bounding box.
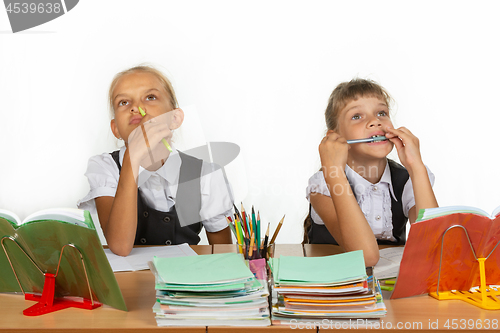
[269,251,386,326]
[151,253,271,327]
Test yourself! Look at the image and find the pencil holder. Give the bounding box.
[238,242,268,260]
[267,243,275,260]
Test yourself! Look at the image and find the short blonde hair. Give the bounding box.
[325,78,392,131]
[108,65,178,116]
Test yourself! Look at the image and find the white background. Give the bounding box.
[1,0,499,245]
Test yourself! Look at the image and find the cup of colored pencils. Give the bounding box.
[226,203,285,260]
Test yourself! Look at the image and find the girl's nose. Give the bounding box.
[368,116,382,127]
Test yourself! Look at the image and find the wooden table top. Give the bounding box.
[1,244,498,332]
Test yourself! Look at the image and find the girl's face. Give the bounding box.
[337,96,394,162]
[110,71,174,142]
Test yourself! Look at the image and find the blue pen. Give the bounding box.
[347,136,388,144]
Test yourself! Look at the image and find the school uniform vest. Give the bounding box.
[308,159,410,245]
[110,150,203,245]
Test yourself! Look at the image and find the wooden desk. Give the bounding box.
[1,245,499,332]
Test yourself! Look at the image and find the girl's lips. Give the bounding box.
[129,116,142,125]
[367,139,390,145]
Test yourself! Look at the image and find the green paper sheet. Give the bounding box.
[276,250,366,284]
[153,252,254,285]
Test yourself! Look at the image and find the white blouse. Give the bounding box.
[306,161,435,241]
[77,146,233,233]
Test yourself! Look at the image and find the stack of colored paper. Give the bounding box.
[151,253,271,327]
[269,251,386,326]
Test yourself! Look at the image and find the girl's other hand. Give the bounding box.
[319,131,349,176]
[384,126,424,172]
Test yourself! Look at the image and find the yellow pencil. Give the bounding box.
[270,215,285,244]
[138,106,172,152]
[226,217,242,253]
[248,232,255,258]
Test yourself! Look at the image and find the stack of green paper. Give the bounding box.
[269,251,387,326]
[151,253,270,327]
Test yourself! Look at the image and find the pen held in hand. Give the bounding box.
[346,136,388,144]
[139,106,173,153]
[140,124,155,164]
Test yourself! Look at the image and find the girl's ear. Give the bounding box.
[110,119,122,139]
[326,129,337,136]
[170,108,184,130]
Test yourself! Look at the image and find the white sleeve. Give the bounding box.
[76,153,120,213]
[199,162,234,233]
[305,171,330,225]
[401,165,435,217]
[306,171,331,201]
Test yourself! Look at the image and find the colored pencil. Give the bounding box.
[242,203,251,237]
[248,232,255,259]
[226,216,236,238]
[140,124,155,164]
[252,207,256,237]
[270,215,285,244]
[261,222,270,258]
[232,217,240,246]
[235,216,245,249]
[248,213,253,235]
[256,210,261,250]
[233,203,243,222]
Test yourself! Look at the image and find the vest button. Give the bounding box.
[140,238,147,244]
[165,240,172,245]
[143,211,149,218]
[163,216,171,223]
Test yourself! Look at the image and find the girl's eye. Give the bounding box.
[378,111,388,117]
[118,100,129,107]
[351,114,361,120]
[146,94,157,101]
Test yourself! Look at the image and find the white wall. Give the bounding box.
[1,0,499,245]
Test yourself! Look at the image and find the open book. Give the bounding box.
[392,206,500,299]
[417,205,500,221]
[0,208,127,311]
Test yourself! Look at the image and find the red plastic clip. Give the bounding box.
[23,273,102,316]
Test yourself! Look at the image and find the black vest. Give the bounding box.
[308,159,410,245]
[110,150,203,245]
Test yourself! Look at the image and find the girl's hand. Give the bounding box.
[127,113,173,175]
[384,126,424,172]
[319,131,349,177]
